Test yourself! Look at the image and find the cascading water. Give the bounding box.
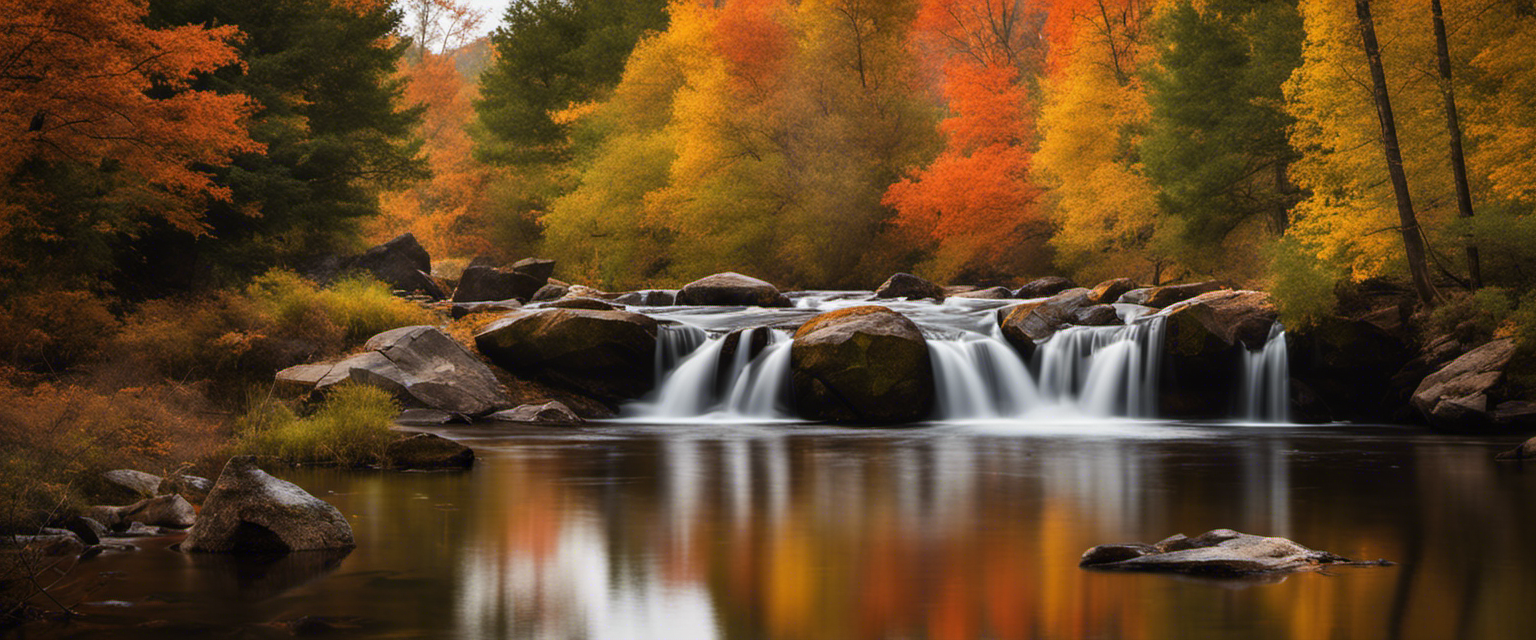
[1241,323,1290,422]
[626,291,1281,424]
[632,327,795,420]
[1032,317,1165,418]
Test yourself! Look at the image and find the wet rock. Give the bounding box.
[510,257,556,282]
[350,233,446,299]
[531,283,569,302]
[1158,290,1280,418]
[538,297,616,311]
[102,469,161,499]
[1496,433,1536,460]
[1412,338,1517,430]
[614,289,677,306]
[1088,278,1137,305]
[475,309,659,403]
[676,272,793,307]
[998,288,1094,354]
[449,299,522,320]
[182,456,355,554]
[1080,529,1374,577]
[452,265,544,303]
[1014,276,1076,299]
[873,273,945,302]
[488,401,585,425]
[1136,281,1229,308]
[385,433,474,470]
[790,306,934,423]
[62,516,105,545]
[951,286,1013,299]
[107,522,172,538]
[1073,304,1122,326]
[87,494,196,530]
[285,326,512,417]
[395,408,471,426]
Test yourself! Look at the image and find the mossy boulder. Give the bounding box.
[789,306,933,423]
[474,309,659,403]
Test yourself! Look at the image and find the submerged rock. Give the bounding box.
[1080,529,1381,577]
[488,401,584,425]
[182,456,355,554]
[1497,433,1536,460]
[385,433,474,470]
[475,308,659,402]
[676,272,793,307]
[873,273,945,302]
[790,306,934,423]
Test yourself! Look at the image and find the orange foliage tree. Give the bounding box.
[883,0,1047,282]
[0,0,259,243]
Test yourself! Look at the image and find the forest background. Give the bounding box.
[4,0,1536,527]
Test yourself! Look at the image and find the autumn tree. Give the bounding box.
[1034,0,1163,284]
[136,0,425,291]
[0,0,258,294]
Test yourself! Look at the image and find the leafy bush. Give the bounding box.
[1429,288,1514,344]
[0,376,221,532]
[245,270,436,346]
[235,383,399,466]
[0,291,120,372]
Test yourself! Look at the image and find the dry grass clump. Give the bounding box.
[234,383,399,467]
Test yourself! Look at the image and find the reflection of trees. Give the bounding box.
[419,431,1534,640]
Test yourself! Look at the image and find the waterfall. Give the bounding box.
[928,335,1041,419]
[1241,323,1290,422]
[1033,317,1165,418]
[635,327,793,420]
[654,324,707,384]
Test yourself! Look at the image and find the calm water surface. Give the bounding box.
[15,422,1536,640]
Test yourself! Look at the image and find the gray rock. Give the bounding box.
[676,272,792,307]
[159,474,212,504]
[1073,304,1122,326]
[350,233,446,300]
[873,273,945,302]
[537,297,616,311]
[475,309,659,402]
[511,257,556,282]
[182,456,355,554]
[531,284,569,302]
[998,288,1094,351]
[450,299,522,319]
[1080,529,1375,577]
[102,469,161,498]
[287,326,512,417]
[790,306,934,423]
[951,286,1013,300]
[87,494,196,530]
[614,290,677,306]
[1412,339,1518,430]
[488,401,584,425]
[453,265,544,303]
[385,433,474,470]
[1014,276,1076,299]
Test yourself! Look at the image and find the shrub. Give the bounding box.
[1429,288,1514,344]
[235,383,399,466]
[0,291,120,372]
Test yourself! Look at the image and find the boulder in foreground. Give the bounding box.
[182,456,355,554]
[790,306,933,423]
[1080,529,1386,577]
[676,272,792,307]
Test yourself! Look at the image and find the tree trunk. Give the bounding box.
[1431,0,1482,289]
[1355,0,1438,307]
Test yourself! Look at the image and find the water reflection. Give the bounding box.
[26,426,1536,640]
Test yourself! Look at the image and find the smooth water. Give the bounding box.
[18,423,1536,640]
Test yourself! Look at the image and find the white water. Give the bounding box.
[1241,323,1290,422]
[624,291,1276,424]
